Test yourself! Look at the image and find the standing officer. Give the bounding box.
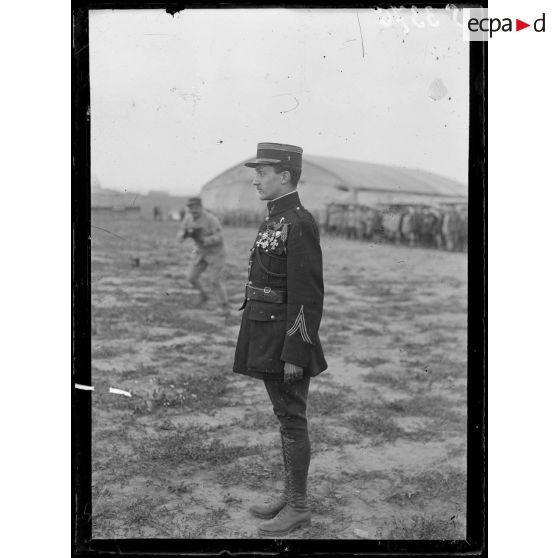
[233,142,328,536]
[177,197,229,315]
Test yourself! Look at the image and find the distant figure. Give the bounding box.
[400,207,418,246]
[153,205,162,221]
[442,208,462,251]
[419,208,440,248]
[382,210,403,244]
[179,208,186,221]
[177,197,229,315]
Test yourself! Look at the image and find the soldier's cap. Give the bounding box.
[244,142,303,170]
[186,196,202,207]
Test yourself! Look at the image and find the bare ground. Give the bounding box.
[90,214,467,539]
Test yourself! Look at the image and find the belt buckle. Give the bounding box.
[263,287,271,294]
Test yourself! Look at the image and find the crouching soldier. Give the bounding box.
[233,142,328,536]
[177,196,229,315]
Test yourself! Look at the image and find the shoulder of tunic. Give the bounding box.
[201,211,220,226]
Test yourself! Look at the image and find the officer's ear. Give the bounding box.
[281,170,291,185]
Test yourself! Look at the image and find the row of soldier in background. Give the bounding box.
[323,202,468,252]
[218,203,468,252]
[156,202,468,252]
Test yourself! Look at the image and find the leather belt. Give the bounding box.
[245,284,287,304]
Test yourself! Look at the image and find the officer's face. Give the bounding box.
[252,165,290,201]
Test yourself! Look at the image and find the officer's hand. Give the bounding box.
[284,362,303,384]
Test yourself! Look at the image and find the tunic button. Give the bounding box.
[247,297,251,301]
[271,315,275,320]
[296,206,300,210]
[248,281,252,285]
[265,217,269,221]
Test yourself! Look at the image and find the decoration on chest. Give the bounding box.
[255,217,290,255]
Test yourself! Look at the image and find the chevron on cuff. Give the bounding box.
[286,305,313,344]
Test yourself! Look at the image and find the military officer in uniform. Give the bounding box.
[177,196,229,315]
[233,142,328,536]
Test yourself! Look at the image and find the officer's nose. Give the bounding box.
[252,176,260,186]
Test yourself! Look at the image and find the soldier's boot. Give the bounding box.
[249,495,287,520]
[257,435,311,537]
[249,432,289,519]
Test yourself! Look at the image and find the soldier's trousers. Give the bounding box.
[188,253,228,306]
[264,377,311,506]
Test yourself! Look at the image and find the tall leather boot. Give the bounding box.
[257,433,311,536]
[249,431,289,519]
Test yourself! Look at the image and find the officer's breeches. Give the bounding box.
[264,377,311,507]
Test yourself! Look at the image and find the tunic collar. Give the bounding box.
[267,190,300,218]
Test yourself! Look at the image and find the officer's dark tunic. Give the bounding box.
[233,191,328,380]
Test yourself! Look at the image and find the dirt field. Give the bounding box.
[90,213,467,539]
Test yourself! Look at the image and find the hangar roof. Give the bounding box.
[303,155,467,198]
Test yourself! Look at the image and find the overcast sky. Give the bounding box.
[89,8,469,196]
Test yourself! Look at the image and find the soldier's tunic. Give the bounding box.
[233,191,328,380]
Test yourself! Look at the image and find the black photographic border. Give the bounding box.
[72,2,486,555]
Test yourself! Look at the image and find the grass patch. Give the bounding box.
[347,356,390,368]
[93,297,224,333]
[309,390,350,416]
[321,332,351,348]
[154,342,190,354]
[92,317,130,339]
[377,513,463,539]
[119,363,160,380]
[92,500,120,534]
[129,370,230,414]
[91,343,132,359]
[309,480,349,516]
[355,326,384,337]
[310,422,359,448]
[166,481,196,496]
[348,413,405,444]
[137,427,260,467]
[381,394,463,424]
[125,495,159,527]
[244,409,280,430]
[360,369,433,392]
[176,508,231,538]
[401,342,429,357]
[391,467,466,504]
[216,454,283,490]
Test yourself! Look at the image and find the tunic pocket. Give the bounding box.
[246,302,288,374]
